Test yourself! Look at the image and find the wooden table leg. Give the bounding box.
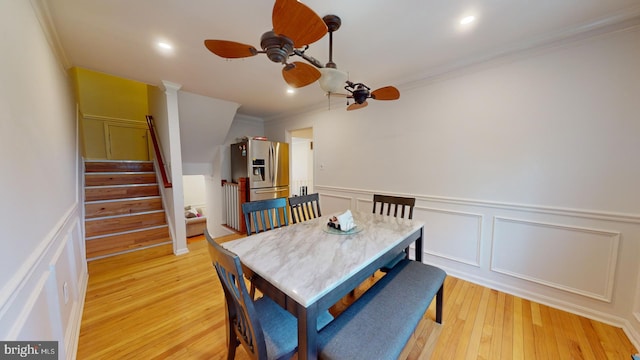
[415,227,423,262]
[298,303,319,360]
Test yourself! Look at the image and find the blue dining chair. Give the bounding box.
[205,230,332,360]
[242,198,289,298]
[242,198,289,236]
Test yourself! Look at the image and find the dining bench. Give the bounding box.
[318,259,446,360]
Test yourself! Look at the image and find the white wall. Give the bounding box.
[178,91,239,174]
[265,25,640,347]
[0,1,86,358]
[183,175,206,208]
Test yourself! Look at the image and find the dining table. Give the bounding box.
[222,209,425,360]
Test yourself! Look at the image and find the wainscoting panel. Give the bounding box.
[315,185,640,348]
[417,207,483,267]
[0,206,87,360]
[491,217,619,302]
[320,193,353,215]
[355,198,373,212]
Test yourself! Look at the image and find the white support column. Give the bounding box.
[162,80,188,255]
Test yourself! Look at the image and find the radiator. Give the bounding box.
[223,182,241,232]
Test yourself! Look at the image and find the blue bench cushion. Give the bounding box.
[380,251,407,272]
[255,296,334,359]
[318,259,446,360]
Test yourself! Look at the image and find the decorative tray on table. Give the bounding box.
[323,213,363,235]
[323,225,363,235]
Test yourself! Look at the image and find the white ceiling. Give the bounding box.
[42,0,640,119]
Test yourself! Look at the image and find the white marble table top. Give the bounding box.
[223,210,424,307]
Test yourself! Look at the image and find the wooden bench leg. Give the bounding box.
[435,284,444,324]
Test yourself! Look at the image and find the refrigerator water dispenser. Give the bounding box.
[251,159,265,181]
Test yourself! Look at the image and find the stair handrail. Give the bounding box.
[146,115,172,188]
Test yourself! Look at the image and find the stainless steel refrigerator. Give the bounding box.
[230,140,289,201]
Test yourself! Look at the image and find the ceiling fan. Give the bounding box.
[203,0,400,110]
[343,82,401,111]
[319,15,400,111]
[204,0,327,88]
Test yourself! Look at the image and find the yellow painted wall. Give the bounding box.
[70,67,148,121]
[70,67,151,159]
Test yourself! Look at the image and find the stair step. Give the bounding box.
[85,197,163,219]
[85,160,154,173]
[83,159,170,259]
[85,184,159,201]
[85,172,157,186]
[86,226,171,259]
[85,211,167,238]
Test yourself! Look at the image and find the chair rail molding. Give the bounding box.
[315,185,640,224]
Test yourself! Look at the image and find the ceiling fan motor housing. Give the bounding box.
[353,87,370,104]
[260,31,293,64]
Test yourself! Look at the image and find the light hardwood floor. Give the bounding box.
[78,235,637,359]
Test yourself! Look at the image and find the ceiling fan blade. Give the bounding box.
[347,101,368,111]
[272,0,328,48]
[204,40,258,58]
[282,61,321,88]
[371,86,400,101]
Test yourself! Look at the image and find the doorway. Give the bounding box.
[290,128,314,196]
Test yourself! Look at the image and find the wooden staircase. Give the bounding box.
[84,160,172,260]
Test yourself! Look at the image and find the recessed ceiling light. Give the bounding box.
[460,15,475,25]
[286,88,295,95]
[157,42,173,50]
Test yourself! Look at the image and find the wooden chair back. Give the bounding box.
[372,194,416,219]
[288,193,322,224]
[205,230,267,360]
[242,198,289,236]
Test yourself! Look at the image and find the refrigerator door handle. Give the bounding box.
[270,144,275,184]
[254,187,287,194]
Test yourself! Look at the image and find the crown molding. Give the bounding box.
[29,0,71,70]
[398,10,640,92]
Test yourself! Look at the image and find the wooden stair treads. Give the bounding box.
[85,161,154,173]
[84,160,171,260]
[85,211,167,238]
[85,227,171,259]
[85,172,157,186]
[85,184,160,201]
[85,197,163,219]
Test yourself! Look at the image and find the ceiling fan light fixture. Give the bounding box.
[318,68,348,93]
